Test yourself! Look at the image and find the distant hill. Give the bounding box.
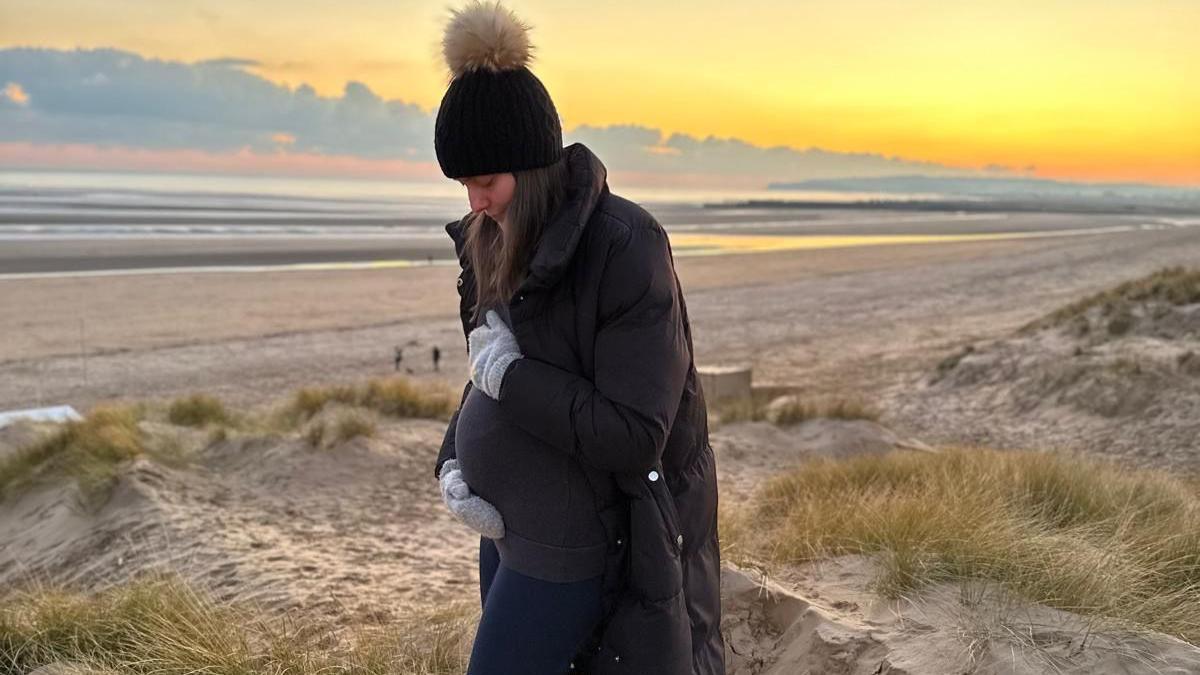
[768,175,1200,205]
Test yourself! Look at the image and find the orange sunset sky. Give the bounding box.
[1,0,1197,186]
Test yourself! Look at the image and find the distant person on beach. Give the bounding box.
[393,346,403,371]
[430,3,723,673]
[432,345,441,371]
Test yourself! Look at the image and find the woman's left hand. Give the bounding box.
[468,309,523,400]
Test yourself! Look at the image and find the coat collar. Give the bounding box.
[445,142,609,294]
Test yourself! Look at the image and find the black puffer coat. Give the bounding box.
[434,142,725,674]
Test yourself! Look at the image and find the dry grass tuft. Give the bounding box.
[0,573,476,674]
[1022,265,1200,333]
[332,411,377,445]
[0,377,452,503]
[279,377,454,429]
[0,404,148,505]
[166,393,231,427]
[721,445,1200,642]
[304,410,378,450]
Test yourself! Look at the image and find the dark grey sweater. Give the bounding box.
[454,303,615,582]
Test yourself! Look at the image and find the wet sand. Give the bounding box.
[1,210,1180,276]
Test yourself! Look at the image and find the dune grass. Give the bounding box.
[159,376,451,438]
[1021,265,1200,333]
[305,410,378,450]
[166,393,231,427]
[0,375,452,505]
[0,404,157,505]
[721,445,1200,643]
[332,411,378,444]
[0,573,475,674]
[280,377,454,429]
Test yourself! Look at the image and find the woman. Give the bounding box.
[431,2,724,673]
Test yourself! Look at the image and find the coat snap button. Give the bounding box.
[677,534,684,546]
[616,538,623,546]
[614,655,621,662]
[648,470,659,482]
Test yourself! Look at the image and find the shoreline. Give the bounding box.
[705,198,1200,216]
[1,210,1188,277]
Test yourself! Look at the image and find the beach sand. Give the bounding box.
[4,225,1198,463]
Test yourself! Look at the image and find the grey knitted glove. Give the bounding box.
[468,310,523,400]
[438,459,505,539]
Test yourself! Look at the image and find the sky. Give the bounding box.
[1,0,1197,187]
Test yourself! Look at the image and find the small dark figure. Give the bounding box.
[432,345,442,371]
[394,346,403,371]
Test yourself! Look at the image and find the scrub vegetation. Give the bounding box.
[166,393,231,427]
[0,574,476,674]
[1021,265,1200,334]
[280,377,455,428]
[720,445,1200,643]
[0,376,452,506]
[0,404,173,507]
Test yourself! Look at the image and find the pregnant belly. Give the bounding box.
[454,386,571,535]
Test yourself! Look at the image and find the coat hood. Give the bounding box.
[445,141,609,294]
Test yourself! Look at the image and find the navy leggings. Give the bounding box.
[467,535,604,674]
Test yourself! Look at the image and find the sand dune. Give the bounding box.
[722,558,1200,674]
[0,413,477,620]
[895,266,1200,472]
[5,403,1199,673]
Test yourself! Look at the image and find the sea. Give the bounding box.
[0,169,946,239]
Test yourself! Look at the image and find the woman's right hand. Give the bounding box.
[438,459,506,539]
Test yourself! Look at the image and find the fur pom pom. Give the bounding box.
[442,0,534,77]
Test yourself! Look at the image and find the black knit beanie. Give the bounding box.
[435,1,563,179]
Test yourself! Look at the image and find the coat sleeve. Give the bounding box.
[433,379,473,480]
[497,222,690,474]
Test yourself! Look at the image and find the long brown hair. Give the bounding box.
[464,155,569,324]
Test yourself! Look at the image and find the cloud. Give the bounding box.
[196,57,261,69]
[0,47,994,184]
[0,47,434,160]
[569,124,986,183]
